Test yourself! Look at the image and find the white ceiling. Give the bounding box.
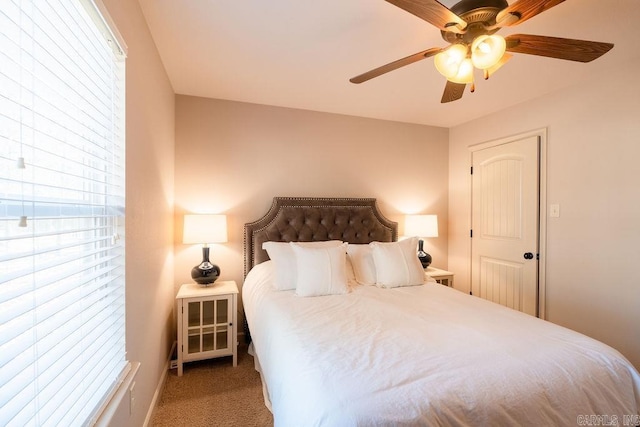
[137,0,640,128]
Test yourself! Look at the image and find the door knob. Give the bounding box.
[523,252,534,260]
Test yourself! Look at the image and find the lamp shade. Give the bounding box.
[471,34,506,70]
[447,57,474,84]
[434,44,468,79]
[183,214,228,244]
[405,215,438,238]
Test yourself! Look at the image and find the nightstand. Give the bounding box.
[176,280,238,376]
[425,267,454,287]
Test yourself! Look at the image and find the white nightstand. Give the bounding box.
[425,267,454,287]
[176,280,238,376]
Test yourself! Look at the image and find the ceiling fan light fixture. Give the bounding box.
[350,0,614,103]
[471,34,506,69]
[434,44,468,79]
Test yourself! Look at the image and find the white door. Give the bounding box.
[471,135,540,316]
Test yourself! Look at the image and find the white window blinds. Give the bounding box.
[0,1,127,425]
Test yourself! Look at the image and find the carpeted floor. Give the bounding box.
[151,343,273,427]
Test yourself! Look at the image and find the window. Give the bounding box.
[0,1,127,425]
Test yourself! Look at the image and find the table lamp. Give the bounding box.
[183,214,228,285]
[405,215,438,268]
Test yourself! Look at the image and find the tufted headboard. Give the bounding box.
[244,197,397,276]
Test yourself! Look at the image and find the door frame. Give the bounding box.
[468,128,548,319]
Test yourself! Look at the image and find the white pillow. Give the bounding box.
[346,244,376,285]
[291,242,349,297]
[345,255,358,288]
[262,240,343,291]
[370,237,424,288]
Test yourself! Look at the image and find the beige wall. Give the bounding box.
[103,1,175,425]
[174,96,449,317]
[448,57,640,369]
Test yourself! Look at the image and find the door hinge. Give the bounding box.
[470,166,473,175]
[536,253,540,260]
[470,229,473,238]
[469,290,473,296]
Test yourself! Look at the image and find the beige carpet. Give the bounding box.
[151,343,273,427]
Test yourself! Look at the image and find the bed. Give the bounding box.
[243,197,640,426]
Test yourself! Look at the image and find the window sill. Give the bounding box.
[92,361,141,427]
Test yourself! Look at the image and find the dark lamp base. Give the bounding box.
[191,264,220,285]
[192,246,221,285]
[417,239,432,268]
[418,252,432,269]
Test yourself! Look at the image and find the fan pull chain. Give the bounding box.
[484,69,490,80]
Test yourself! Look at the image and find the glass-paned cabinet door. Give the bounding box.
[216,299,228,350]
[184,295,233,357]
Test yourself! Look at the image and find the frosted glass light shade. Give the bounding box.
[447,58,474,84]
[471,34,506,70]
[183,214,228,244]
[405,215,438,238]
[434,44,468,79]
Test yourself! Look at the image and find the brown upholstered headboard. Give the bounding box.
[244,197,397,276]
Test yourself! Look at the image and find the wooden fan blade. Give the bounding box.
[441,81,466,103]
[496,0,565,27]
[506,34,614,62]
[350,47,442,84]
[385,0,466,31]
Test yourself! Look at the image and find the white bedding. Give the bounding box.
[243,261,640,426]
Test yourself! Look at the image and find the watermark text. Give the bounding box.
[577,415,640,426]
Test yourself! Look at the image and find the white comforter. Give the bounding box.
[243,261,640,427]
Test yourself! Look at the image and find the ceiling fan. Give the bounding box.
[349,0,614,103]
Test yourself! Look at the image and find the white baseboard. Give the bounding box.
[143,341,177,427]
